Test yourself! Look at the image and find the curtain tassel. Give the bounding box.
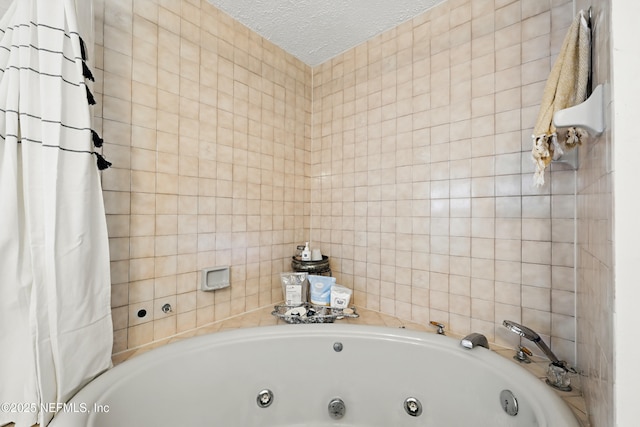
[85,85,96,105]
[94,152,112,170]
[79,36,88,61]
[91,130,103,147]
[82,61,95,82]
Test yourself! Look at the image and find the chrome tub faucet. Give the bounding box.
[460,332,489,349]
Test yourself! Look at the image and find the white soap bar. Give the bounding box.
[284,306,307,317]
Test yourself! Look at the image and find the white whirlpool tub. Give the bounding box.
[50,325,580,426]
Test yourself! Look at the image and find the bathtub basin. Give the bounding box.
[50,324,580,426]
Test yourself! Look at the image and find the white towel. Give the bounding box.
[531,10,590,187]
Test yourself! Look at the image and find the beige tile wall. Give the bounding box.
[94,0,311,353]
[94,0,584,369]
[575,1,614,425]
[310,0,578,363]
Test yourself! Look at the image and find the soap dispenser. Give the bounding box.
[301,242,311,261]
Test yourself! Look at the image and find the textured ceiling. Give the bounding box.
[206,0,446,67]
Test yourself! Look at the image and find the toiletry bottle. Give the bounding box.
[301,242,311,261]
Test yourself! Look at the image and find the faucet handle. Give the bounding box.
[514,345,533,363]
[546,362,576,391]
[429,321,445,335]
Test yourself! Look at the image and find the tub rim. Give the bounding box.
[51,324,580,427]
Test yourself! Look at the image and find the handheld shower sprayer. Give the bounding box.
[502,320,576,391]
[502,320,561,365]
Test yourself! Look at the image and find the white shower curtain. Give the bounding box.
[0,1,112,426]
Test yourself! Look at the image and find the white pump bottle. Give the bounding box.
[301,242,311,261]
